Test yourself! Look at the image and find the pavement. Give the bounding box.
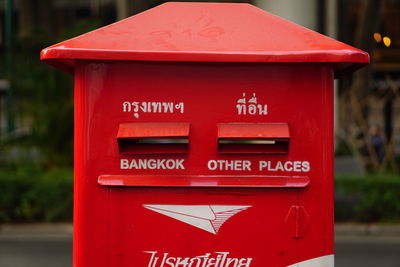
[335,156,365,175]
[0,223,400,267]
[0,223,72,241]
[0,224,72,267]
[335,224,400,267]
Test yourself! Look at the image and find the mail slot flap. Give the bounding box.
[117,122,190,139]
[218,123,289,154]
[117,123,190,154]
[98,175,309,188]
[218,123,289,139]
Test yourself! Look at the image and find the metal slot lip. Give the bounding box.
[217,123,290,154]
[134,138,189,144]
[219,140,277,145]
[117,122,190,154]
[218,140,289,154]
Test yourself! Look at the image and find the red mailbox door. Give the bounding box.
[109,188,298,266]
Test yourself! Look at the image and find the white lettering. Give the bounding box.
[123,101,185,119]
[120,159,129,169]
[166,257,176,266]
[242,161,251,171]
[176,159,185,170]
[236,93,268,116]
[121,159,185,170]
[160,253,168,267]
[234,160,242,171]
[284,161,293,171]
[238,258,253,267]
[275,161,284,171]
[208,160,218,170]
[129,159,138,169]
[175,257,188,267]
[293,161,302,172]
[145,251,252,267]
[166,159,175,169]
[258,161,312,173]
[302,161,311,172]
[226,258,239,266]
[205,258,216,267]
[207,160,252,171]
[123,159,311,172]
[148,159,156,169]
[157,159,166,169]
[138,159,147,169]
[258,161,267,171]
[226,160,234,170]
[217,160,225,170]
[145,251,158,267]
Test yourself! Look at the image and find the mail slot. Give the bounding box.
[217,123,290,154]
[41,2,368,267]
[117,122,190,154]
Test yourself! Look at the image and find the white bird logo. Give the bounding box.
[143,204,251,235]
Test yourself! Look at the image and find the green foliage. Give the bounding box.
[0,165,72,223]
[1,18,104,167]
[335,174,400,222]
[1,169,399,223]
[57,19,103,42]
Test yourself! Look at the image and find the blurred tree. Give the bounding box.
[2,11,103,168]
[18,0,34,38]
[18,0,55,39]
[338,0,400,173]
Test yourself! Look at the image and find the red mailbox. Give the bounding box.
[41,3,368,267]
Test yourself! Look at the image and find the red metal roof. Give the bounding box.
[41,2,369,76]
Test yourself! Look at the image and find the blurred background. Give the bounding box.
[0,0,399,266]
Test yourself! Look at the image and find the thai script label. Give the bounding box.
[236,93,267,116]
[123,101,184,118]
[145,251,252,267]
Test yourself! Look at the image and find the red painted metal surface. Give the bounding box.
[98,174,310,188]
[40,2,368,267]
[109,188,298,266]
[285,205,311,239]
[40,2,368,77]
[70,62,335,267]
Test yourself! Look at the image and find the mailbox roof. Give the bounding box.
[41,2,369,77]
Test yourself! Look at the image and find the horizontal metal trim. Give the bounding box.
[98,175,309,188]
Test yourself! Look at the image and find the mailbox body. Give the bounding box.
[41,2,368,267]
[73,61,333,267]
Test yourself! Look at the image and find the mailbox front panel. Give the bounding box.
[73,61,334,267]
[109,188,297,266]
